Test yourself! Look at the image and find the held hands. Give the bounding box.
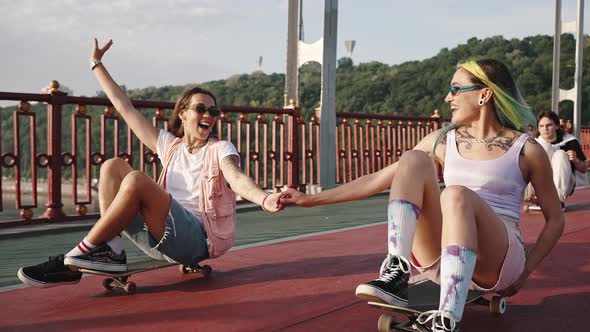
[260,188,314,212]
[261,192,288,213]
[278,188,313,207]
[91,38,113,62]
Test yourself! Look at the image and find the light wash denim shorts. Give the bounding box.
[122,196,209,265]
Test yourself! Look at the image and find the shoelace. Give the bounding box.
[43,254,65,273]
[416,310,457,332]
[377,258,410,283]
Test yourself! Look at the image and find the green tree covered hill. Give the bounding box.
[1,34,589,179]
[131,34,590,120]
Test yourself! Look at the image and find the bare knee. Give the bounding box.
[440,185,473,214]
[120,170,153,195]
[440,186,479,248]
[397,150,436,175]
[100,157,132,178]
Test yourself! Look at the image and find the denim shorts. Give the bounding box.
[122,196,209,265]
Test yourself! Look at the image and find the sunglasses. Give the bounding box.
[448,84,486,96]
[185,103,221,117]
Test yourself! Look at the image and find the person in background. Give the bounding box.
[525,111,587,211]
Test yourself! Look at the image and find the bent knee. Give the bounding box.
[440,185,473,207]
[551,149,569,165]
[100,157,131,176]
[398,150,435,173]
[120,170,153,192]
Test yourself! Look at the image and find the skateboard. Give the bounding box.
[78,259,212,295]
[367,280,507,332]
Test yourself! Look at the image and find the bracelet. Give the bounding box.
[261,194,271,212]
[90,59,102,70]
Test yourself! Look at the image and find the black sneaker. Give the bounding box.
[417,310,460,332]
[64,243,127,272]
[17,254,82,288]
[355,255,410,306]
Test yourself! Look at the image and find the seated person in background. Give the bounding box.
[525,111,587,210]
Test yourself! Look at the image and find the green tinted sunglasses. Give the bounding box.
[448,84,486,96]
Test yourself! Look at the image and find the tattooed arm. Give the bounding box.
[280,128,446,207]
[412,128,448,166]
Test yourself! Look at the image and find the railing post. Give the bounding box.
[431,109,443,183]
[287,101,301,189]
[40,80,67,221]
[432,109,441,130]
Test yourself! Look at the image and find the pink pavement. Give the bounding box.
[1,188,590,331]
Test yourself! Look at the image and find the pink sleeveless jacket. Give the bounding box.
[157,138,237,258]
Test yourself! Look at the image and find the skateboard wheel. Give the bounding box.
[124,281,136,295]
[200,265,212,277]
[180,265,191,274]
[490,296,507,314]
[377,313,393,332]
[102,278,115,291]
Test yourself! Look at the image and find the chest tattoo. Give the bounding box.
[455,128,521,153]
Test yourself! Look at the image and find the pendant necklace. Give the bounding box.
[184,138,208,153]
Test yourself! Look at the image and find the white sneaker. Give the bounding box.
[527,204,541,211]
[527,203,566,212]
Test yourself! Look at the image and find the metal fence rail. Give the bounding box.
[8,84,588,228]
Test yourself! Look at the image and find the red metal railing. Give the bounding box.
[580,128,590,160]
[0,82,301,227]
[299,110,443,186]
[10,83,590,229]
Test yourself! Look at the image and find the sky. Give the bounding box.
[0,0,588,104]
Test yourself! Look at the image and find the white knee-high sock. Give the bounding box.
[387,199,420,260]
[439,245,477,321]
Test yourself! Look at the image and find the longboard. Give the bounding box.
[78,259,212,295]
[367,280,507,332]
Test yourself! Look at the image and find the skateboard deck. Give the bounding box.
[79,259,212,295]
[367,280,507,332]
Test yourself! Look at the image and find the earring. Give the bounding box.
[478,99,485,106]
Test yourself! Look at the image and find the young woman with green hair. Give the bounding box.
[281,59,564,331]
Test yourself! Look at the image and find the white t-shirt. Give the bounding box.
[157,130,239,218]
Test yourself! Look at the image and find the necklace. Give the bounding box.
[184,138,208,153]
[463,126,504,144]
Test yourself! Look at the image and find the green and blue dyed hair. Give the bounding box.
[433,59,536,156]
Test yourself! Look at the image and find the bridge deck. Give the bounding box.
[1,189,589,331]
